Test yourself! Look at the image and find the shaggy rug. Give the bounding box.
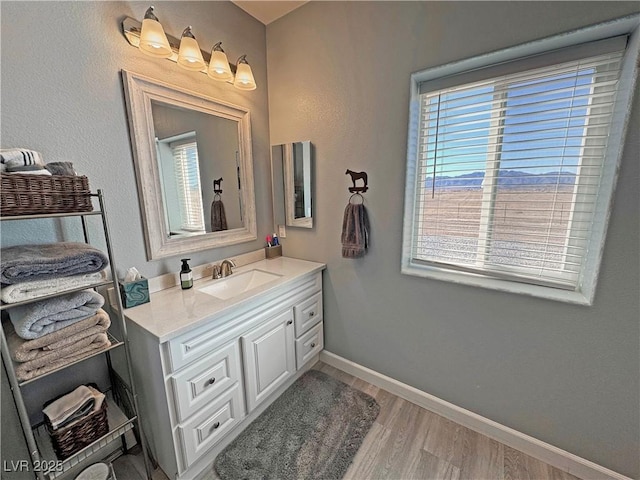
[214,369,380,480]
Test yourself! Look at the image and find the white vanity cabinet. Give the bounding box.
[125,258,325,480]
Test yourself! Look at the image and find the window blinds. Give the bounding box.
[411,37,626,289]
[172,141,206,232]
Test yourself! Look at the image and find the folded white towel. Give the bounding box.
[42,385,94,430]
[0,149,44,167]
[5,169,51,176]
[0,270,106,304]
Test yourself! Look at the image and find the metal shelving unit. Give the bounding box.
[0,190,151,480]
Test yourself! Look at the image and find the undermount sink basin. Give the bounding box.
[198,269,282,300]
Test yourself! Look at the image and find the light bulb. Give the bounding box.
[138,6,172,58]
[207,42,233,81]
[177,27,205,71]
[233,55,257,91]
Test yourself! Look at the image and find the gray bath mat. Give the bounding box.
[214,369,380,480]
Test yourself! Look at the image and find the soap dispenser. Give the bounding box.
[180,258,193,289]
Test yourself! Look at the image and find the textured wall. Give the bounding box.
[1,1,270,275]
[267,2,640,477]
[0,0,269,466]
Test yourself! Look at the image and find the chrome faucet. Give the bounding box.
[220,259,236,278]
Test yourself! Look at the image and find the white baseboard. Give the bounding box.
[319,351,632,480]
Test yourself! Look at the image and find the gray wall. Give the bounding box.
[0,0,268,468]
[267,2,639,477]
[0,1,270,273]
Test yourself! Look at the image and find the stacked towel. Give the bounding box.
[8,310,111,382]
[43,384,105,430]
[1,270,106,304]
[0,148,51,175]
[341,203,370,258]
[8,289,105,340]
[0,242,109,285]
[44,161,76,176]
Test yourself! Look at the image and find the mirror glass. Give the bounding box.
[122,71,256,259]
[271,141,313,229]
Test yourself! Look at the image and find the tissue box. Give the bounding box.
[118,278,149,308]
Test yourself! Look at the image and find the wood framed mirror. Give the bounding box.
[122,70,256,259]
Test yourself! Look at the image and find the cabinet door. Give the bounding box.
[241,309,295,412]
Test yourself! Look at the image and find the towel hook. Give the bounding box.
[213,177,223,194]
[349,192,364,204]
[346,169,368,193]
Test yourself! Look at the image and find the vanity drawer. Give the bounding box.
[177,384,244,469]
[294,291,322,337]
[295,322,323,369]
[170,341,242,422]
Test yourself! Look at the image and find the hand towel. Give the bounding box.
[6,309,110,362]
[43,384,106,430]
[211,199,228,232]
[341,203,370,258]
[45,162,76,176]
[8,289,105,340]
[1,270,106,304]
[0,242,109,285]
[0,148,45,167]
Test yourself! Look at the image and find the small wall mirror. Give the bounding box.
[271,141,313,229]
[122,70,256,259]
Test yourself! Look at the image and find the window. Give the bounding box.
[402,18,640,304]
[171,139,206,233]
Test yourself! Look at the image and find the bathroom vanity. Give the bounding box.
[124,256,325,479]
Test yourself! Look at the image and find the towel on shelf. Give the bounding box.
[45,162,76,176]
[0,242,109,285]
[8,289,105,340]
[341,203,370,258]
[0,148,45,168]
[7,309,110,362]
[43,384,105,430]
[211,199,228,232]
[0,270,106,304]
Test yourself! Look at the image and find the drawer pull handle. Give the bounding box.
[309,311,315,317]
[212,421,220,430]
[207,377,216,385]
[311,343,316,348]
[286,320,293,325]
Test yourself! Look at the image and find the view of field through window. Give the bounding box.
[412,53,620,284]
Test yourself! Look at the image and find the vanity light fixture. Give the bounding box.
[122,7,257,90]
[233,55,257,91]
[138,6,172,58]
[207,42,233,81]
[177,26,206,71]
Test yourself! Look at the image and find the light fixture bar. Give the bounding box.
[122,16,237,77]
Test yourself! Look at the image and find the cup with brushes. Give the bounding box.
[265,233,282,259]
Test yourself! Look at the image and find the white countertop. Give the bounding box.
[124,257,325,342]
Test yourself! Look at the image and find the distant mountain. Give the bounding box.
[425,170,576,189]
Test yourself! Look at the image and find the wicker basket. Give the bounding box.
[44,388,109,460]
[0,173,93,216]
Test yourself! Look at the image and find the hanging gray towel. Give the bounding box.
[211,199,228,232]
[341,203,370,258]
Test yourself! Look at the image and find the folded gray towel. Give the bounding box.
[6,164,46,172]
[8,290,105,340]
[45,162,76,176]
[0,242,109,285]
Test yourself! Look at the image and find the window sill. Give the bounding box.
[401,262,593,306]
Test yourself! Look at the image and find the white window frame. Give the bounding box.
[401,15,640,305]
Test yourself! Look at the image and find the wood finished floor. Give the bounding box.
[150,361,581,480]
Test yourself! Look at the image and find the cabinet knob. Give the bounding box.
[212,421,220,430]
[311,343,316,348]
[309,311,315,317]
[286,320,293,325]
[207,377,216,385]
